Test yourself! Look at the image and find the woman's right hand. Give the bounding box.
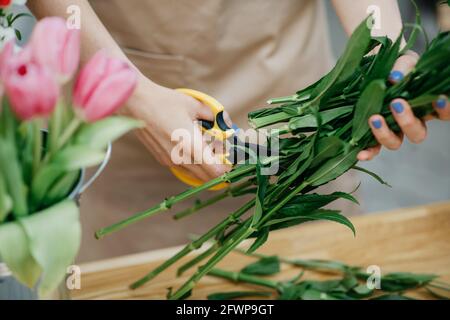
[124,76,232,182]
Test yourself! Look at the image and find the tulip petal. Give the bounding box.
[73,51,108,107]
[83,67,137,122]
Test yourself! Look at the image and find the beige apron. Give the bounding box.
[79,0,358,262]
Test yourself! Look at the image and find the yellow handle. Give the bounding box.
[176,88,234,141]
[170,88,233,191]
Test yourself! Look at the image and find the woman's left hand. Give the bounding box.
[357,50,450,161]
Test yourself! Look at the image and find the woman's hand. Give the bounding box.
[125,77,231,181]
[357,51,450,161]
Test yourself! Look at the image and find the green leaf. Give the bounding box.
[300,288,339,300]
[279,191,358,217]
[365,34,401,84]
[0,173,12,222]
[306,279,343,292]
[310,17,372,103]
[310,136,345,168]
[349,284,374,298]
[379,272,437,292]
[341,274,359,290]
[43,171,81,206]
[247,227,269,254]
[278,283,305,300]
[251,164,268,227]
[289,259,355,273]
[0,138,28,217]
[351,80,386,144]
[353,165,392,187]
[31,164,64,208]
[266,209,355,236]
[289,106,353,131]
[19,200,81,296]
[53,145,105,171]
[208,291,272,300]
[307,147,361,187]
[18,122,35,186]
[74,116,143,149]
[241,256,280,276]
[0,220,41,288]
[401,0,421,54]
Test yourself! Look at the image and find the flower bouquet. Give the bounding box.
[0,14,141,297]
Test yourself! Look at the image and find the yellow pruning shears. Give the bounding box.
[170,88,235,191]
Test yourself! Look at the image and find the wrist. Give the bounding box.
[120,73,160,117]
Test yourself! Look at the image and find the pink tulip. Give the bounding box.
[2,46,59,120]
[30,17,80,83]
[73,51,137,122]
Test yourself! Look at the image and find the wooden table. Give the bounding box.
[71,202,450,300]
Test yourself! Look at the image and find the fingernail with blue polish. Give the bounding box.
[389,70,404,82]
[436,98,447,109]
[392,101,404,114]
[372,119,382,129]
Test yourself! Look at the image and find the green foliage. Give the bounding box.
[0,201,80,296]
[241,256,280,276]
[97,10,450,299]
[207,252,449,300]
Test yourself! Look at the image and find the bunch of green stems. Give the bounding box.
[95,15,450,299]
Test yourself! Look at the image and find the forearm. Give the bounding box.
[28,0,127,63]
[331,0,403,41]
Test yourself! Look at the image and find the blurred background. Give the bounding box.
[11,0,450,262]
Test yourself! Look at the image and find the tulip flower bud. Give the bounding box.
[30,17,80,83]
[3,51,59,120]
[73,51,137,122]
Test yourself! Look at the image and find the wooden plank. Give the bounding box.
[71,201,450,300]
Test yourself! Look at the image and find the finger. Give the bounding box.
[390,99,427,144]
[191,127,231,180]
[369,115,403,150]
[195,103,215,122]
[357,145,381,161]
[433,95,450,120]
[222,111,233,128]
[200,143,231,179]
[388,51,419,83]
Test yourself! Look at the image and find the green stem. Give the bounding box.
[174,180,253,220]
[57,117,81,149]
[130,200,256,289]
[174,193,228,220]
[267,94,299,105]
[169,223,255,300]
[96,165,256,239]
[208,268,279,290]
[177,242,219,276]
[249,111,293,129]
[48,100,64,158]
[165,181,309,297]
[258,181,309,227]
[32,119,42,178]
